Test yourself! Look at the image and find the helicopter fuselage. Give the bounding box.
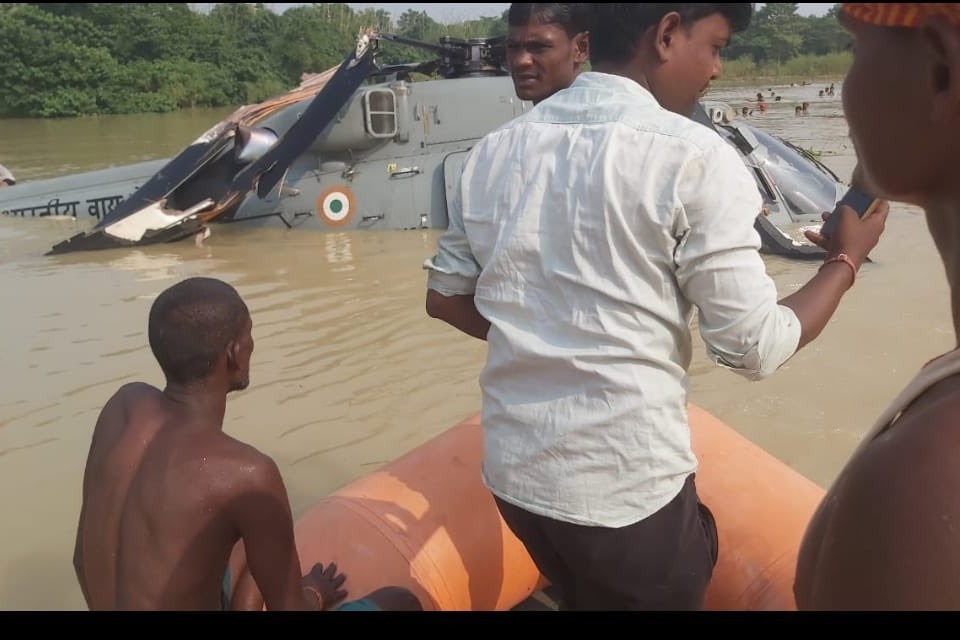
[220,75,532,233]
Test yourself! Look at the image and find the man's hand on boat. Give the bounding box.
[302,561,348,610]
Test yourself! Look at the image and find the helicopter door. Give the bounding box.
[441,151,469,229]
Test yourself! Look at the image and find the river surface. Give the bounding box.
[0,79,951,610]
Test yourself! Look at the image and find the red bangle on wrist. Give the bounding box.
[819,252,857,288]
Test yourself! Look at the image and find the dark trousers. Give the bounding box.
[494,474,719,611]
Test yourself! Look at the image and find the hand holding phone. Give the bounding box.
[819,186,882,239]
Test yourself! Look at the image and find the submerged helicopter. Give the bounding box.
[0,29,842,260]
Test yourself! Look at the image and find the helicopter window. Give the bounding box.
[753,167,777,202]
[364,89,398,139]
[748,127,841,218]
[750,128,837,193]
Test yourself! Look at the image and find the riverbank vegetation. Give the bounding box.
[718,52,851,85]
[0,3,852,119]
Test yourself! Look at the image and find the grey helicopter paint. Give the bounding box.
[0,31,843,259]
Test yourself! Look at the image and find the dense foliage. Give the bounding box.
[0,3,851,118]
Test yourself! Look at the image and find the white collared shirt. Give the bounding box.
[424,72,801,527]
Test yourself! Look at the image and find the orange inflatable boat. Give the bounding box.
[231,404,825,611]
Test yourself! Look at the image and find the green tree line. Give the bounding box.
[727,3,850,63]
[0,3,850,119]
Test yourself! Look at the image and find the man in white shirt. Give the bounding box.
[424,3,887,610]
[506,3,591,105]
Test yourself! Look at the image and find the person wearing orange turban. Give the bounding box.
[841,3,960,28]
[795,3,960,611]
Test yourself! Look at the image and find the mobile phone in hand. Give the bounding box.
[820,187,881,238]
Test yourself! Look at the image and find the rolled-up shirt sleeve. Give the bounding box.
[673,140,801,381]
[423,169,481,296]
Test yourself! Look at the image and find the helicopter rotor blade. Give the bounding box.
[375,60,440,77]
[373,32,466,59]
[239,32,380,200]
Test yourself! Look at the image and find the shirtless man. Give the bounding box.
[506,3,592,105]
[73,277,421,611]
[794,3,960,610]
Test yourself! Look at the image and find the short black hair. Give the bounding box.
[148,277,250,386]
[508,3,594,38]
[590,4,753,66]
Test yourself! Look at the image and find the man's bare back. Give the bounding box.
[75,382,287,610]
[73,278,353,612]
[74,278,424,612]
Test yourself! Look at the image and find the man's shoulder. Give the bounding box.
[622,107,730,155]
[846,375,960,490]
[472,101,727,156]
[472,111,529,146]
[211,435,284,488]
[886,376,960,449]
[91,383,162,436]
[113,381,162,402]
[567,74,730,151]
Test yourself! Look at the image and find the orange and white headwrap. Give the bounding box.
[842,3,960,28]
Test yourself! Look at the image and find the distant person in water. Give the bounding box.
[73,276,422,612]
[506,3,593,105]
[0,163,15,187]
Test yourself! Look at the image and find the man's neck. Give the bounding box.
[590,61,651,93]
[163,382,228,429]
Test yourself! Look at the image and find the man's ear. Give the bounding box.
[653,12,684,63]
[921,15,960,123]
[574,31,589,64]
[226,340,240,371]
